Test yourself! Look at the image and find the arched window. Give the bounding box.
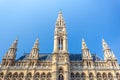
[76,72,80,79]
[108,73,113,80]
[71,72,74,80]
[0,72,4,78]
[6,72,12,80]
[19,72,24,80]
[102,73,107,80]
[116,73,120,80]
[81,72,86,80]
[97,73,102,80]
[58,37,63,50]
[13,72,18,80]
[59,67,64,74]
[59,74,64,80]
[47,72,52,79]
[26,72,32,80]
[58,67,64,80]
[34,72,40,80]
[41,72,46,80]
[89,73,94,80]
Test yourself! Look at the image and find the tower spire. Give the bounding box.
[102,38,117,60]
[4,38,18,59]
[53,11,68,53]
[102,38,110,50]
[82,38,88,49]
[82,38,92,59]
[33,38,39,49]
[56,10,66,28]
[29,38,39,59]
[10,37,18,49]
[59,9,62,14]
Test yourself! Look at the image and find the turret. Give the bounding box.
[3,38,18,60]
[102,38,117,61]
[82,38,92,60]
[28,38,39,59]
[2,38,18,66]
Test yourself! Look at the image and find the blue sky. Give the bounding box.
[0,0,120,63]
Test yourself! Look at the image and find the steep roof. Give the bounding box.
[17,53,101,61]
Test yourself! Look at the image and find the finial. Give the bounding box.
[16,36,18,40]
[32,38,39,49]
[35,38,39,45]
[14,37,18,44]
[82,38,88,49]
[36,37,39,41]
[10,37,18,49]
[56,9,65,27]
[82,38,85,42]
[102,38,105,42]
[59,9,62,14]
[102,38,110,50]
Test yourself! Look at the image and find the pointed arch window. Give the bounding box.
[41,72,46,79]
[76,72,80,78]
[0,72,4,79]
[116,73,120,80]
[108,73,113,80]
[59,67,64,74]
[59,74,64,80]
[97,73,102,80]
[81,72,86,80]
[89,73,94,80]
[102,73,107,80]
[6,72,12,80]
[58,67,64,80]
[47,72,52,79]
[19,72,24,79]
[58,37,63,50]
[13,72,18,80]
[34,72,40,80]
[26,72,32,80]
[71,72,74,79]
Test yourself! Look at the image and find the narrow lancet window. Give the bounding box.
[58,37,63,50]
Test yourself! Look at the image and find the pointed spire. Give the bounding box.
[53,11,68,53]
[102,38,110,50]
[3,38,18,59]
[56,10,65,27]
[32,38,39,49]
[57,10,63,20]
[58,10,63,17]
[29,38,39,59]
[102,38,117,60]
[82,38,92,60]
[10,37,18,49]
[82,38,88,49]
[59,9,62,14]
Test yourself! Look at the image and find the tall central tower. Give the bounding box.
[53,11,68,53]
[52,11,70,80]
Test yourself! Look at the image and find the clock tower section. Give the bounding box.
[52,11,70,80]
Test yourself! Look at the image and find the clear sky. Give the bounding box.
[0,0,120,63]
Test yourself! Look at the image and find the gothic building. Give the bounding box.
[0,11,120,80]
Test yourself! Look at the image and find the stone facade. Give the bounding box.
[0,11,120,80]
